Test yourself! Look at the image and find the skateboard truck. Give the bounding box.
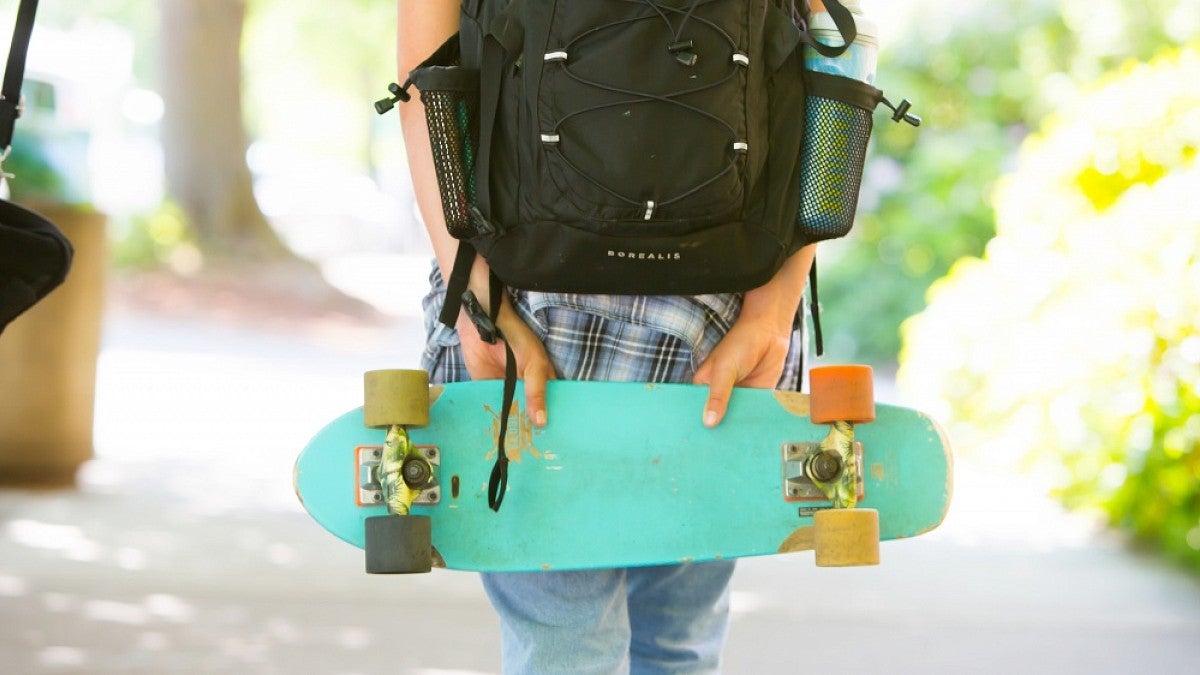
[802,365,881,567]
[362,369,436,574]
[782,431,864,505]
[808,421,860,509]
[376,425,439,515]
[356,442,440,509]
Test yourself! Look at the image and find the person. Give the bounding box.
[397,2,816,671]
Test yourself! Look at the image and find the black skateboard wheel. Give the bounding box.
[364,514,433,574]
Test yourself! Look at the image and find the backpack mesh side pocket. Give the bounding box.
[411,65,481,240]
[797,71,884,244]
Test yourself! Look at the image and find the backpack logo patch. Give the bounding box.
[607,250,683,262]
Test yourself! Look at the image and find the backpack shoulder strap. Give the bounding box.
[442,2,523,327]
[1,0,39,152]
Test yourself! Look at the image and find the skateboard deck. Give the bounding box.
[295,375,952,572]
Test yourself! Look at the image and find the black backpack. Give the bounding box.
[382,0,916,329]
[1,0,73,334]
[379,0,917,509]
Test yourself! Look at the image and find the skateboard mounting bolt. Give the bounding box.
[401,457,433,489]
[807,450,843,483]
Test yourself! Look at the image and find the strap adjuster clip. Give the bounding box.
[461,291,499,344]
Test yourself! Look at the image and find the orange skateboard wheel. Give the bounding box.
[810,365,876,424]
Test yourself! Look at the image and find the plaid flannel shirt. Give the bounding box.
[421,261,804,389]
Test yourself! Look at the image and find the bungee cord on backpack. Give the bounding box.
[539,0,746,219]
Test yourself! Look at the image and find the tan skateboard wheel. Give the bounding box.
[810,365,876,424]
[364,369,430,428]
[813,508,880,567]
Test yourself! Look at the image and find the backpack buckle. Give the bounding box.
[468,204,499,236]
[461,291,500,345]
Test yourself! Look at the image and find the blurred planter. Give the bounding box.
[0,77,106,487]
[0,203,106,487]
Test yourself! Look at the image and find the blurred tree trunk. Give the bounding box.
[158,0,290,261]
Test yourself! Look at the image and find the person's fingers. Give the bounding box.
[696,360,739,428]
[498,315,554,427]
[521,358,554,427]
[737,364,784,390]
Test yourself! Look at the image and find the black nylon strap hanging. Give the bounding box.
[474,33,505,227]
[809,257,824,357]
[487,339,517,511]
[437,241,477,328]
[1,0,38,151]
[460,278,518,512]
[484,271,517,511]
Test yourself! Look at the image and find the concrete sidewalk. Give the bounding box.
[3,300,1200,674]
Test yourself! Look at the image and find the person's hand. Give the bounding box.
[692,312,792,427]
[693,246,814,427]
[456,305,555,427]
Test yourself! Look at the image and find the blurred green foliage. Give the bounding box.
[243,0,397,170]
[819,0,1198,364]
[5,137,66,203]
[899,47,1200,571]
[111,201,202,273]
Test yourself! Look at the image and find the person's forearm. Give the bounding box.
[398,1,461,280]
[741,244,816,329]
[397,1,503,332]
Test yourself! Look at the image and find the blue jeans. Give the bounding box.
[482,561,736,674]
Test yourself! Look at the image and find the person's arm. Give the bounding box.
[693,244,816,427]
[397,1,553,425]
[694,4,841,424]
[397,1,458,281]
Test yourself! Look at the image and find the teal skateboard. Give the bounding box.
[294,366,952,573]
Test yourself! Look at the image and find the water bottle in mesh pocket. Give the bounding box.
[409,65,481,240]
[798,70,919,244]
